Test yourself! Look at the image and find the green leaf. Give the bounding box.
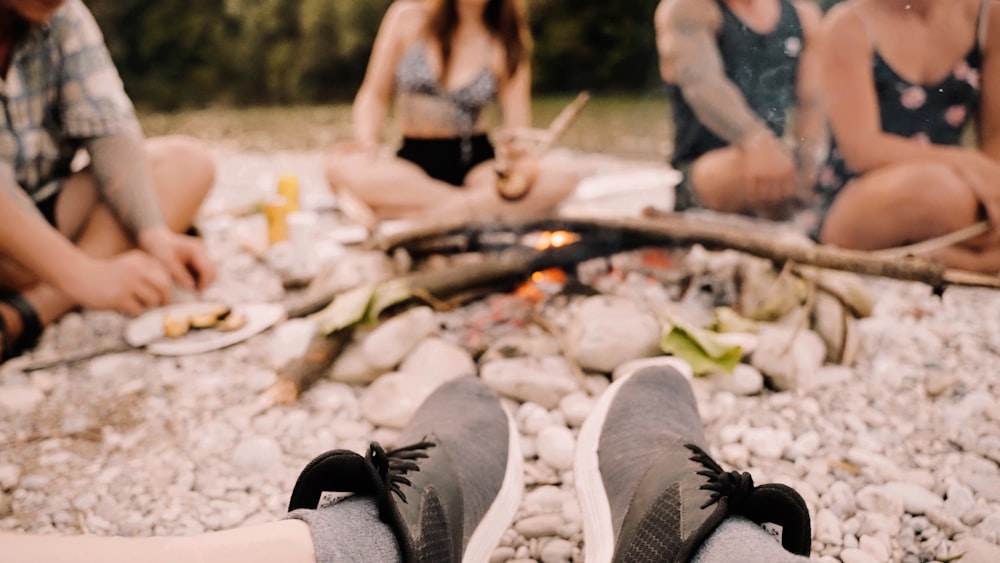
[312,283,377,335]
[660,316,742,376]
[712,306,759,334]
[368,279,417,321]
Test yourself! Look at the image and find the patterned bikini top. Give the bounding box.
[395,41,498,121]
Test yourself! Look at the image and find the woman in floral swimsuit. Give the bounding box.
[816,0,1000,273]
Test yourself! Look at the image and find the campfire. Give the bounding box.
[265,213,928,404]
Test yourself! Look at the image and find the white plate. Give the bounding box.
[125,302,286,356]
[559,168,682,218]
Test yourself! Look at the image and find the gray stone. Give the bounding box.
[361,307,437,371]
[883,481,943,515]
[707,363,764,396]
[0,464,21,490]
[230,436,283,473]
[360,371,458,429]
[535,425,575,472]
[566,296,661,373]
[0,385,44,415]
[481,356,578,410]
[399,337,476,380]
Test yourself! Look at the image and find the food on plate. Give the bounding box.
[162,315,192,338]
[162,305,242,338]
[215,311,247,332]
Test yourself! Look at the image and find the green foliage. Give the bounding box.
[529,0,662,94]
[87,0,836,109]
[88,0,390,109]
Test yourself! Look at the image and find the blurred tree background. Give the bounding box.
[87,0,840,110]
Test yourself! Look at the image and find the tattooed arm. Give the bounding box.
[655,0,772,145]
[86,132,214,291]
[656,0,796,207]
[85,132,165,239]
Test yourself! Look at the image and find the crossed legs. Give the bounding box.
[325,147,578,224]
[0,135,215,347]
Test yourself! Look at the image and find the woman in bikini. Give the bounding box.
[815,0,1000,273]
[325,0,579,226]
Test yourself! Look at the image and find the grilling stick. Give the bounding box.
[495,91,591,201]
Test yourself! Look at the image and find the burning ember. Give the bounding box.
[514,267,569,302]
[524,230,581,251]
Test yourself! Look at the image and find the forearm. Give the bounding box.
[839,132,973,173]
[677,74,771,145]
[352,89,389,150]
[0,178,91,288]
[85,133,164,239]
[793,100,828,179]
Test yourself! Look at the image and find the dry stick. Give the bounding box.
[790,266,874,319]
[873,221,991,260]
[495,91,591,201]
[634,211,1000,292]
[379,213,1000,291]
[262,328,353,406]
[264,248,547,403]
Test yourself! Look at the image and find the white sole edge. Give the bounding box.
[575,369,646,563]
[463,405,525,563]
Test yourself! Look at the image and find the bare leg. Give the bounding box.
[420,154,580,222]
[326,148,473,220]
[326,147,579,222]
[687,147,750,213]
[820,161,1000,272]
[0,135,215,342]
[0,520,316,563]
[686,147,800,218]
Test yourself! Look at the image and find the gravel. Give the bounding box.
[1,147,999,562]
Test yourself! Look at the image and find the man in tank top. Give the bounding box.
[655,0,825,219]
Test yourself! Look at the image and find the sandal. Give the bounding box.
[0,293,42,363]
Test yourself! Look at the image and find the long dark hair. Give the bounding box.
[426,0,530,79]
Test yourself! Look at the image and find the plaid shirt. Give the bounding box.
[0,0,140,203]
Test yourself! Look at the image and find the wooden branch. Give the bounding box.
[873,221,990,260]
[261,328,353,406]
[376,213,1000,292]
[635,211,1000,292]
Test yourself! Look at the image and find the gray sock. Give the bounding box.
[692,516,812,563]
[285,496,402,563]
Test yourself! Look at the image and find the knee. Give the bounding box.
[537,157,581,202]
[897,163,978,226]
[149,135,216,200]
[687,149,743,212]
[324,150,366,194]
[822,162,978,247]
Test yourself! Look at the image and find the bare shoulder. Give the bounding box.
[381,0,427,38]
[655,0,722,34]
[791,0,823,33]
[818,1,869,49]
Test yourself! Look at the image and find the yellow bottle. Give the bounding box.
[264,196,289,244]
[277,175,300,212]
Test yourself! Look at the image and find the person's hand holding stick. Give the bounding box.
[495,92,590,201]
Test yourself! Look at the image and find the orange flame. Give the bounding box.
[514,268,569,302]
[533,230,580,251]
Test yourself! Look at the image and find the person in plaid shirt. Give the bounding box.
[0,0,216,362]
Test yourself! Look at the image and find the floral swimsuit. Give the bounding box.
[813,28,983,238]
